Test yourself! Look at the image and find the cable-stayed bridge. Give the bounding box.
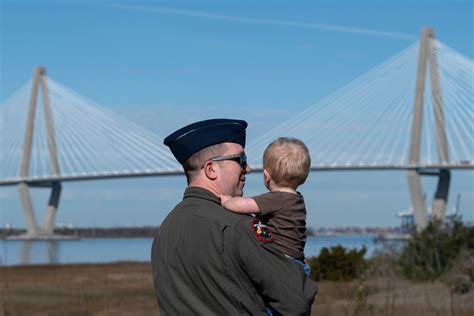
[1,28,472,238]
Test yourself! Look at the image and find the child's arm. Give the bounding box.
[219,195,260,214]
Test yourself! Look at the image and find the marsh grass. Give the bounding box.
[312,275,473,316]
[1,262,157,316]
[1,262,473,315]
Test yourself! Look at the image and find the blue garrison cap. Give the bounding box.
[164,118,248,164]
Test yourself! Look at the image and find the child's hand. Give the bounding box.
[219,194,232,206]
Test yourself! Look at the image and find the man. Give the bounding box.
[151,118,317,315]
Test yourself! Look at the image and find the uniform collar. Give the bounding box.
[183,186,221,204]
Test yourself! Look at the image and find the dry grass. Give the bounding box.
[0,262,158,316]
[1,262,473,315]
[313,276,474,316]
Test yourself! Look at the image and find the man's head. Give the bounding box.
[164,119,250,196]
[263,137,311,190]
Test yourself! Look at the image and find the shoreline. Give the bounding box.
[0,226,404,239]
[0,226,159,239]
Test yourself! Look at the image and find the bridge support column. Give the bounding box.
[407,171,428,230]
[17,183,40,236]
[17,66,63,239]
[429,28,451,221]
[408,28,431,231]
[40,67,62,236]
[432,169,450,220]
[43,183,62,235]
[407,27,452,231]
[18,66,41,237]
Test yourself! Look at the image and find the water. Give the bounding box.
[0,235,380,266]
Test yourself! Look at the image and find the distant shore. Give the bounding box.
[0,225,403,239]
[0,226,159,239]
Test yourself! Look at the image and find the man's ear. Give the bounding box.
[263,169,272,186]
[203,161,218,180]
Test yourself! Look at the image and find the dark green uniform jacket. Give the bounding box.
[151,187,317,315]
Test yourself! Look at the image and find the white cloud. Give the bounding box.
[105,4,415,40]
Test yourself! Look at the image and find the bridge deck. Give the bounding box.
[0,163,472,186]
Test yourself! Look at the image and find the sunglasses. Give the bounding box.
[209,152,248,169]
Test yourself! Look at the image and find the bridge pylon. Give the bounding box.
[408,27,451,231]
[18,66,62,238]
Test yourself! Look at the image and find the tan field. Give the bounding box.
[1,262,473,315]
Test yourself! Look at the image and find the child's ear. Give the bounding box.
[263,169,272,184]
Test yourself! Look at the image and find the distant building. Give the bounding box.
[397,193,461,233]
[397,210,415,234]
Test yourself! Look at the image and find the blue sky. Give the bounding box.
[0,0,473,229]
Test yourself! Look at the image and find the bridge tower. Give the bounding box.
[408,27,450,231]
[18,66,62,238]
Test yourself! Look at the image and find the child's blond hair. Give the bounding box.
[263,137,311,189]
